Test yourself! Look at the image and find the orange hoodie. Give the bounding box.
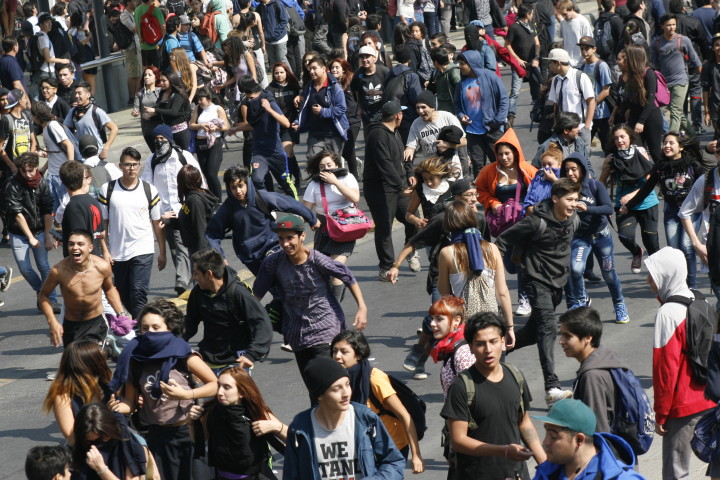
[474,128,538,213]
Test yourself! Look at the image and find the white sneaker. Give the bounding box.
[407,251,421,272]
[515,298,531,316]
[545,387,573,406]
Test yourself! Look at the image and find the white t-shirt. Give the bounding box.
[679,169,720,245]
[311,405,363,480]
[560,15,593,67]
[99,179,161,261]
[406,111,465,162]
[303,174,359,215]
[38,32,55,74]
[44,121,70,176]
[548,67,595,128]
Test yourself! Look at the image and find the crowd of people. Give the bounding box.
[4,0,720,477]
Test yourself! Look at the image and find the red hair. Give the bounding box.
[143,65,161,82]
[429,295,466,321]
[329,58,354,90]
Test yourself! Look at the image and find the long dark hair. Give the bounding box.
[442,200,496,271]
[72,404,127,470]
[177,164,208,202]
[222,36,247,69]
[662,131,705,167]
[623,44,648,106]
[271,62,300,92]
[212,366,273,420]
[160,71,188,101]
[329,58,353,90]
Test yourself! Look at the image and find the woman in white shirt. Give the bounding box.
[302,149,360,299]
[189,87,229,199]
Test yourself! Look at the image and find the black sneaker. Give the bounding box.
[631,248,644,274]
[0,266,12,292]
[583,270,602,283]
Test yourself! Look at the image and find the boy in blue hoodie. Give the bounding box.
[454,50,509,177]
[523,142,562,215]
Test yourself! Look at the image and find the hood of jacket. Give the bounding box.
[561,153,591,189]
[186,188,219,210]
[645,246,692,302]
[458,49,486,80]
[388,63,413,80]
[577,346,627,377]
[535,433,637,480]
[209,0,224,12]
[494,128,530,168]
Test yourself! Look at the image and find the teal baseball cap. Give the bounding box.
[533,399,596,436]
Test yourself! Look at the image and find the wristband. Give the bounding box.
[391,263,400,269]
[97,466,109,476]
[505,444,509,457]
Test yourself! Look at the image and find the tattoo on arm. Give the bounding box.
[520,425,539,447]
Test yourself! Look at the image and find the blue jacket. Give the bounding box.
[280,0,304,18]
[534,433,646,480]
[453,49,508,131]
[283,402,406,480]
[522,167,561,212]
[205,180,317,264]
[297,73,349,140]
[561,153,613,237]
[257,0,288,43]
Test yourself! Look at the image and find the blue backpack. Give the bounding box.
[609,368,655,456]
[692,405,720,463]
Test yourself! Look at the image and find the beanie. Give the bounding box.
[395,44,412,64]
[303,357,350,401]
[451,177,473,196]
[152,124,174,144]
[437,125,463,144]
[79,134,99,157]
[416,90,436,109]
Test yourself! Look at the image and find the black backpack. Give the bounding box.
[48,20,76,59]
[285,4,306,36]
[381,69,414,106]
[368,371,427,440]
[109,18,134,50]
[27,33,44,74]
[593,13,617,60]
[166,0,186,15]
[157,35,172,72]
[666,289,716,384]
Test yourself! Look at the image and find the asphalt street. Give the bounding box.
[0,60,714,480]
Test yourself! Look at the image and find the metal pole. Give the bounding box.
[92,0,122,112]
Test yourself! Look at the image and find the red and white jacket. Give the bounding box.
[646,247,715,425]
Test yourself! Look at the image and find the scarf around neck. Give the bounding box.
[450,227,485,275]
[431,323,466,363]
[348,359,373,405]
[422,179,450,205]
[613,144,652,182]
[16,169,42,189]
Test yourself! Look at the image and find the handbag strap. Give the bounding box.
[319,182,331,215]
[513,175,523,203]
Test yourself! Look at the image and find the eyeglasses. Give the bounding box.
[120,163,140,169]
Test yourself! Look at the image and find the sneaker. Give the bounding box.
[378,269,392,282]
[46,372,56,381]
[51,302,61,314]
[583,270,602,283]
[545,387,573,406]
[515,297,531,316]
[280,343,293,352]
[631,248,644,274]
[407,252,421,272]
[413,365,428,380]
[0,266,12,292]
[614,303,630,324]
[0,298,4,307]
[403,348,422,371]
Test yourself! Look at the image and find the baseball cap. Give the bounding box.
[577,36,596,47]
[20,21,33,36]
[273,214,305,233]
[79,134,99,157]
[179,14,191,24]
[38,12,53,24]
[451,178,474,196]
[5,88,23,109]
[532,399,597,437]
[544,48,571,64]
[469,20,485,28]
[358,45,377,57]
[381,101,406,118]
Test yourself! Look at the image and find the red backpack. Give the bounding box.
[199,11,219,44]
[140,5,163,45]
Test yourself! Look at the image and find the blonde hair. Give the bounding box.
[414,156,452,178]
[172,48,194,93]
[540,142,563,166]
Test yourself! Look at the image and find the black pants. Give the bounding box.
[342,124,361,177]
[141,49,158,67]
[62,315,107,347]
[616,205,660,256]
[112,253,153,319]
[466,129,504,178]
[590,117,611,155]
[146,424,193,480]
[251,152,295,197]
[363,184,417,270]
[295,343,332,403]
[172,127,191,151]
[630,107,663,163]
[513,280,563,391]
[197,137,224,199]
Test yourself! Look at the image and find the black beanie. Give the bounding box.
[416,90,437,109]
[303,357,350,401]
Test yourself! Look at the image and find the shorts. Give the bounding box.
[5,0,16,13]
[279,127,299,144]
[125,45,142,79]
[62,314,108,347]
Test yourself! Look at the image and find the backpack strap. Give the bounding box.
[254,190,271,217]
[105,179,117,208]
[459,369,478,431]
[106,179,155,216]
[576,69,586,120]
[704,167,717,211]
[91,105,107,143]
[502,362,526,417]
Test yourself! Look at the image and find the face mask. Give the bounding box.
[155,139,171,157]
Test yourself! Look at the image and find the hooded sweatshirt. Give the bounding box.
[435,62,461,113]
[644,247,715,424]
[561,153,613,237]
[475,128,537,212]
[453,50,509,135]
[178,189,219,254]
[205,179,317,264]
[495,197,579,289]
[209,0,231,48]
[297,72,349,140]
[534,433,644,480]
[573,346,628,433]
[363,121,408,192]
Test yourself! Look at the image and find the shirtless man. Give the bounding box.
[39,230,127,348]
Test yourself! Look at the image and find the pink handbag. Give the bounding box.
[485,180,524,238]
[320,183,373,242]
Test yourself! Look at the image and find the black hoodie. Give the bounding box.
[184,267,273,364]
[495,198,579,289]
[178,189,220,255]
[573,346,628,433]
[363,121,409,192]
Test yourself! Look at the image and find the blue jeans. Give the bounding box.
[664,203,700,289]
[47,174,66,214]
[423,11,439,34]
[508,69,524,116]
[10,232,57,302]
[112,253,153,319]
[565,227,624,309]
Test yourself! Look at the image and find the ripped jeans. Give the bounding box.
[565,227,625,309]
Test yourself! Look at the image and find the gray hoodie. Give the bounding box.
[574,346,628,433]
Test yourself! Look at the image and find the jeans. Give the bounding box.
[112,253,153,319]
[508,69,524,116]
[10,232,56,302]
[502,247,527,303]
[307,135,344,156]
[579,124,591,148]
[664,203,700,289]
[266,41,289,68]
[565,227,625,309]
[286,34,305,77]
[616,205,660,256]
[668,83,689,133]
[363,184,417,270]
[46,174,66,214]
[423,11,439,34]
[196,137,224,199]
[513,280,562,390]
[466,129,504,177]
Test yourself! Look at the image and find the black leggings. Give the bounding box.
[172,127,191,151]
[616,205,660,256]
[342,124,361,177]
[631,107,663,163]
[197,137,224,199]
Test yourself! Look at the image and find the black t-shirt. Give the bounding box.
[506,21,537,63]
[350,65,389,123]
[61,194,104,257]
[440,364,532,480]
[329,0,349,35]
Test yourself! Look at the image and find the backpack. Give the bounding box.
[110,17,134,50]
[691,404,720,463]
[45,121,82,161]
[665,289,715,384]
[585,60,619,111]
[166,0,186,15]
[460,363,526,432]
[703,167,719,212]
[646,67,670,107]
[608,368,656,456]
[27,33,44,74]
[593,13,616,60]
[151,146,188,176]
[381,69,413,105]
[140,4,163,45]
[199,11,220,45]
[368,371,427,441]
[48,20,75,59]
[285,4,305,36]
[69,105,108,144]
[3,111,32,159]
[104,179,156,215]
[552,69,592,120]
[157,34,172,72]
